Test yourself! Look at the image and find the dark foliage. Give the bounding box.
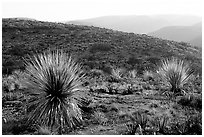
[178,94,202,110]
[2,117,35,135]
[170,113,202,135]
[89,43,112,53]
[2,18,201,75]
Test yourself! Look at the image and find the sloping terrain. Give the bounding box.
[148,22,202,47]
[2,18,202,135]
[2,18,202,75]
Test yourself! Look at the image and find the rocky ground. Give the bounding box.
[2,73,202,135]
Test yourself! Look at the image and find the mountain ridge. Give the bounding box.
[148,22,202,47]
[67,14,201,34]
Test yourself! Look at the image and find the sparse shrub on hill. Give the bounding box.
[11,70,28,89]
[2,70,28,92]
[143,70,154,81]
[89,69,104,78]
[24,50,85,134]
[89,43,112,53]
[2,76,16,92]
[126,112,148,135]
[150,116,169,134]
[146,56,161,66]
[127,69,137,79]
[100,65,113,75]
[177,94,202,110]
[127,57,142,67]
[109,68,125,82]
[157,57,194,95]
[171,113,202,135]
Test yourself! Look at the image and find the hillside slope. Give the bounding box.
[2,18,202,75]
[148,22,202,47]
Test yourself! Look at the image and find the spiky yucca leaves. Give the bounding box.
[24,50,84,132]
[128,69,137,79]
[127,112,148,135]
[150,116,168,134]
[111,68,125,82]
[157,58,194,95]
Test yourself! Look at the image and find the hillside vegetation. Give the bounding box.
[2,18,202,75]
[2,18,202,135]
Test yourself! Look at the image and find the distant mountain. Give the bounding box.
[67,15,201,34]
[148,22,202,47]
[189,35,202,47]
[2,18,201,75]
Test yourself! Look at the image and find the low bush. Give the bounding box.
[171,113,202,135]
[2,116,35,135]
[177,94,202,110]
[89,43,112,53]
[143,70,154,81]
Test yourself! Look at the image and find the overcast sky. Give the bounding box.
[2,0,203,22]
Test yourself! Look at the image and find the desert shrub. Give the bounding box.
[171,113,202,135]
[91,111,108,125]
[2,58,16,75]
[83,61,97,69]
[126,69,137,79]
[109,68,126,82]
[126,122,138,135]
[122,85,135,95]
[89,69,104,78]
[89,43,112,53]
[100,65,112,75]
[182,74,202,94]
[177,94,202,110]
[157,57,194,95]
[2,116,35,135]
[146,56,161,66]
[126,111,149,135]
[24,50,85,133]
[143,70,154,81]
[2,70,28,92]
[11,70,28,89]
[2,92,23,105]
[150,116,169,134]
[2,76,16,92]
[127,57,142,67]
[34,125,59,135]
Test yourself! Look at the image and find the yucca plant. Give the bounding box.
[127,112,148,135]
[150,116,168,134]
[157,57,194,95]
[110,68,125,82]
[127,69,137,79]
[24,50,84,133]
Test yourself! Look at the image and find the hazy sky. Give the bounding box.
[2,0,203,22]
